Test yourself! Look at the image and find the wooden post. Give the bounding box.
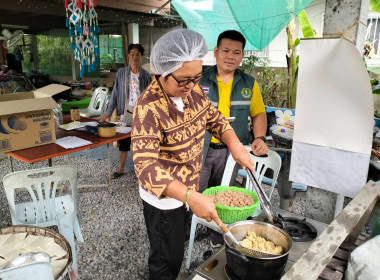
[281,180,380,280]
[0,41,5,65]
[121,23,128,67]
[30,34,39,72]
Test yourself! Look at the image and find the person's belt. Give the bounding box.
[209,143,227,149]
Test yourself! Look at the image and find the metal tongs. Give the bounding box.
[221,168,286,258]
[246,168,279,224]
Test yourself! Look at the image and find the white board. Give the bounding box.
[289,38,373,197]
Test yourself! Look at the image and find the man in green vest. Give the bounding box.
[199,30,268,247]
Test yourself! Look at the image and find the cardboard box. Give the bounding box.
[0,84,70,152]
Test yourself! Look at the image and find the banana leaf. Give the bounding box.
[299,10,315,38]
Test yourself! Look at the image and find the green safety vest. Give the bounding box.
[200,66,254,161]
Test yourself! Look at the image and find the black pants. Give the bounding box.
[118,137,131,151]
[142,201,187,280]
[198,147,228,192]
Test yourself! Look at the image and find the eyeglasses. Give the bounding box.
[168,73,203,87]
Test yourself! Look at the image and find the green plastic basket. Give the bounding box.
[203,186,260,224]
[61,98,92,112]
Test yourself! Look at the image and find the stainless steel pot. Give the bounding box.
[223,220,293,280]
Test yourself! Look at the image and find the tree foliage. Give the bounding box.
[241,56,286,107]
[37,35,72,76]
[370,0,380,13]
[286,9,319,108]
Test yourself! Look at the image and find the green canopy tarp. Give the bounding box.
[172,0,313,50]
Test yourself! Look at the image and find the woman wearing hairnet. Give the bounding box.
[131,29,255,279]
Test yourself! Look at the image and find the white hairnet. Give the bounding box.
[150,29,208,77]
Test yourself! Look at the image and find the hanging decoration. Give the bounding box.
[64,0,100,78]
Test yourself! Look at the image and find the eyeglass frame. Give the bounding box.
[168,73,203,87]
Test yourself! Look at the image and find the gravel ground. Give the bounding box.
[0,147,306,280]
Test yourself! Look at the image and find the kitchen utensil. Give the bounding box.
[246,168,277,223]
[3,252,50,269]
[219,223,278,258]
[0,225,72,279]
[219,223,239,245]
[224,220,293,280]
[203,186,259,223]
[97,123,116,137]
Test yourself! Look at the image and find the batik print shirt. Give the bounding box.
[131,78,233,199]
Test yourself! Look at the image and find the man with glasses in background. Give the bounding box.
[199,30,269,247]
[131,29,256,280]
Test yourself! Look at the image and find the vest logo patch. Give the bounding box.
[201,86,209,94]
[241,88,252,98]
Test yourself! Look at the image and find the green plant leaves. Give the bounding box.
[373,84,380,94]
[370,0,380,13]
[299,9,315,38]
[100,53,114,64]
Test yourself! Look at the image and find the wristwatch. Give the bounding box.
[255,136,266,142]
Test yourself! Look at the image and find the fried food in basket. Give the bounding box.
[241,231,283,255]
[211,189,254,207]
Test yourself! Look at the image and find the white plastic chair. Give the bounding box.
[79,87,109,118]
[186,146,282,269]
[224,148,282,200]
[0,261,54,280]
[2,165,84,273]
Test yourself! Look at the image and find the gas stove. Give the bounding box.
[191,209,327,280]
[260,215,318,242]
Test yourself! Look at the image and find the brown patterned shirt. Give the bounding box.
[131,78,232,198]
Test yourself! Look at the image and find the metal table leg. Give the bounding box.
[8,155,14,172]
[107,143,112,194]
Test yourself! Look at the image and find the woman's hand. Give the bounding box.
[99,114,110,123]
[188,192,223,226]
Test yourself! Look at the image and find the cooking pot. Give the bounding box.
[223,220,293,280]
[97,123,116,137]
